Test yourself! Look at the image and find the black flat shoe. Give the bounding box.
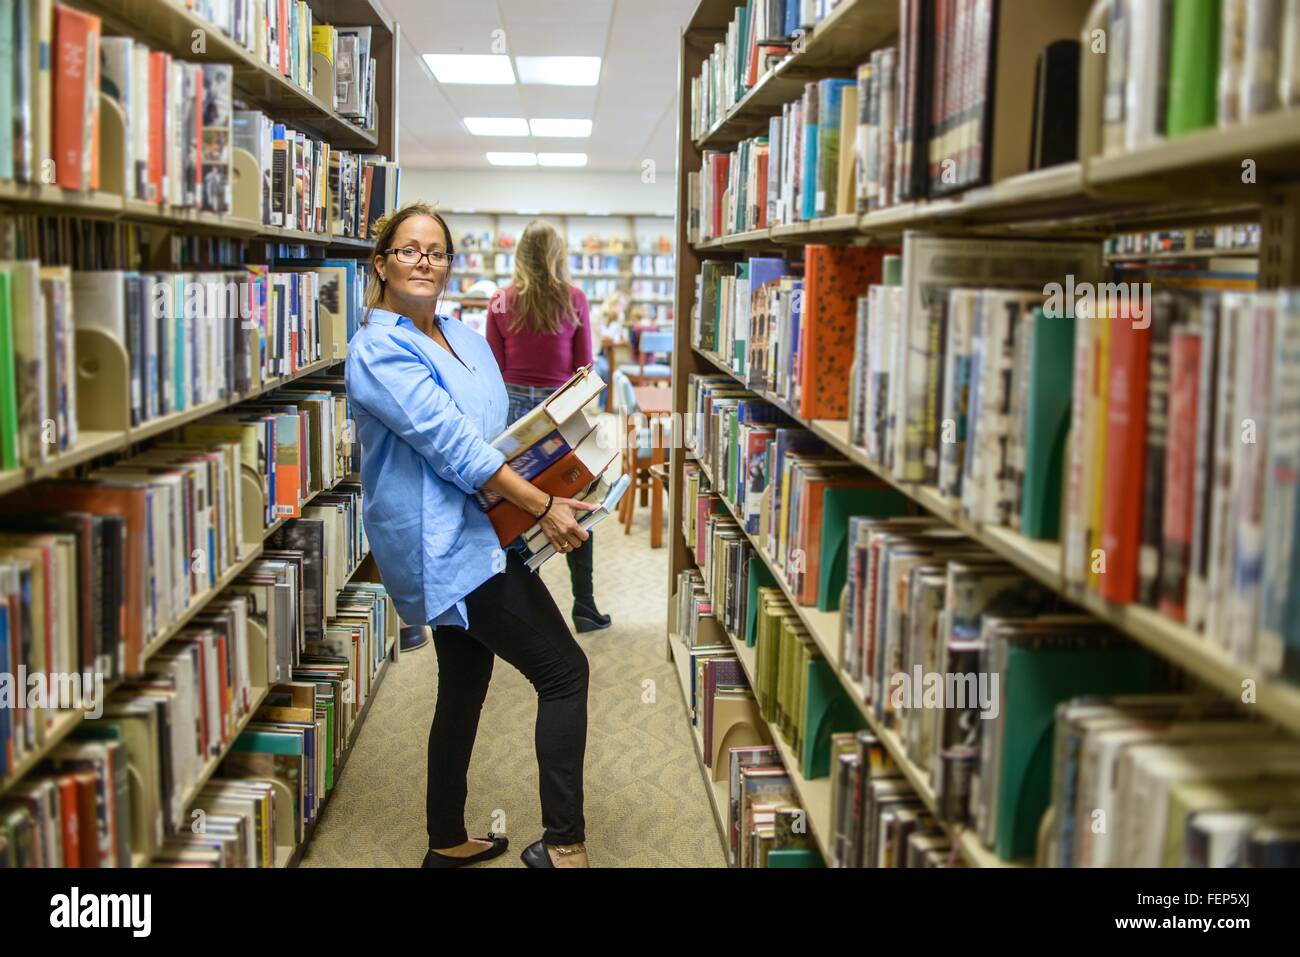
[573,602,611,633]
[520,840,554,868]
[422,834,509,868]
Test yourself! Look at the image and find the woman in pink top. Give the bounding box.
[487,221,609,633]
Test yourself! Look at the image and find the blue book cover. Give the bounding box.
[744,257,788,376]
[801,85,819,221]
[476,431,572,510]
[784,0,799,36]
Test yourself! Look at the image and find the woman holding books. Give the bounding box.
[486,220,612,633]
[345,202,594,869]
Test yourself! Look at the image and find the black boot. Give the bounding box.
[567,536,610,632]
[572,599,611,633]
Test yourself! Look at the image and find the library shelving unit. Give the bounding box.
[665,0,1300,868]
[439,210,677,317]
[0,0,403,868]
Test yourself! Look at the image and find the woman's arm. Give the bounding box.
[486,290,508,375]
[573,289,594,369]
[479,464,595,548]
[347,335,505,495]
[348,333,593,549]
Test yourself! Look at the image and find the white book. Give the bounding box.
[1123,0,1169,152]
[1241,0,1284,119]
[1282,0,1300,106]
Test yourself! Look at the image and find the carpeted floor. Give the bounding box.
[300,485,726,869]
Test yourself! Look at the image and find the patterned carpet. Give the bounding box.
[300,476,726,868]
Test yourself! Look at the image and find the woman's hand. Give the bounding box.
[540,497,598,554]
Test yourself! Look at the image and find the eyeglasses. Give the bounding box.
[385,247,451,267]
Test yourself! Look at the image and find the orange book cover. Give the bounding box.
[57,775,81,866]
[795,469,885,604]
[0,482,146,675]
[488,447,615,545]
[87,14,101,189]
[797,245,895,420]
[1098,307,1150,604]
[147,52,168,203]
[52,3,93,189]
[756,150,769,229]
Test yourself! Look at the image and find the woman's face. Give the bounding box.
[375,215,452,308]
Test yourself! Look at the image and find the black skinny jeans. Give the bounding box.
[427,548,589,847]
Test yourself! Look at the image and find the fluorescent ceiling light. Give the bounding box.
[529,118,593,138]
[538,152,588,167]
[515,56,602,86]
[464,117,530,136]
[423,54,515,85]
[486,152,538,166]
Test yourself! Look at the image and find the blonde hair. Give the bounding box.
[509,220,576,335]
[364,202,455,323]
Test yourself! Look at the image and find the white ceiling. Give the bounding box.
[385,0,698,173]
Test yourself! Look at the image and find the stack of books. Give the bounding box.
[474,367,624,567]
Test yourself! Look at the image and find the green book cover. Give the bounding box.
[1021,309,1075,539]
[994,639,1154,861]
[801,658,864,779]
[767,848,824,867]
[0,271,18,469]
[816,486,910,611]
[745,558,776,647]
[317,700,335,790]
[1165,0,1220,136]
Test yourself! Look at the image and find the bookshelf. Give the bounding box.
[438,210,677,318]
[667,0,1300,868]
[0,0,403,868]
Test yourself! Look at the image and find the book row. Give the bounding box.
[1104,224,1261,259]
[692,231,1295,684]
[680,449,1300,866]
[1104,0,1300,153]
[0,377,362,781]
[692,0,1092,221]
[39,261,361,449]
[162,0,380,124]
[0,576,393,867]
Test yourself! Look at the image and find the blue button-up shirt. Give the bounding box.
[344,307,508,630]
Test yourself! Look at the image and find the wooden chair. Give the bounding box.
[618,329,673,387]
[614,372,669,547]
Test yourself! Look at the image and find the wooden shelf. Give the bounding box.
[0,707,98,797]
[693,0,899,150]
[692,450,1019,867]
[79,0,378,151]
[668,634,735,862]
[691,345,1300,740]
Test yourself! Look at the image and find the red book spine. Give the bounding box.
[1098,310,1151,604]
[756,151,769,229]
[712,154,730,239]
[147,53,167,204]
[52,4,91,189]
[57,775,81,867]
[215,635,230,745]
[1158,329,1202,621]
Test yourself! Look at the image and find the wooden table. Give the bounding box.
[627,387,673,548]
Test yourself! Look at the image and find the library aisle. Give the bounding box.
[301,496,724,868]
